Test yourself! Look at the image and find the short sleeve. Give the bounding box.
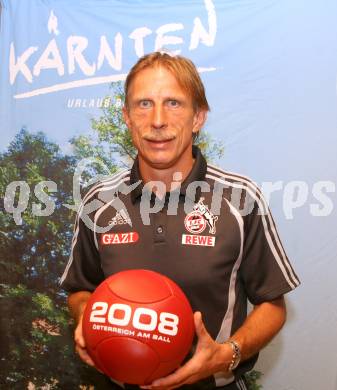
[59,204,105,293]
[239,192,300,305]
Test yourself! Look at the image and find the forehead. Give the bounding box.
[127,66,191,100]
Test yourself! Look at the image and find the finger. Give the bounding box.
[147,372,186,388]
[74,324,86,348]
[193,311,208,340]
[141,384,178,390]
[153,367,208,389]
[75,334,86,348]
[76,344,95,367]
[149,359,200,389]
[144,368,204,390]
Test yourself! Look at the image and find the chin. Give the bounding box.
[143,152,174,166]
[143,155,177,170]
[148,160,175,170]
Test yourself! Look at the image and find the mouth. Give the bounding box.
[143,136,175,148]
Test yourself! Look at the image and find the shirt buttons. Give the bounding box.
[156,226,163,234]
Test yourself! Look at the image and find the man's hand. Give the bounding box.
[74,314,95,367]
[140,297,287,390]
[141,311,232,390]
[68,291,97,368]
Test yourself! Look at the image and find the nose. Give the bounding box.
[151,104,167,130]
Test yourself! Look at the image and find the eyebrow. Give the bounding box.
[131,96,186,104]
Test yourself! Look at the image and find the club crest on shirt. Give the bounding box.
[184,197,218,235]
[184,211,207,234]
[183,198,218,247]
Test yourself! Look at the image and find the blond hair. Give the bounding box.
[124,52,210,112]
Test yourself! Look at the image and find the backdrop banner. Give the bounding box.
[1,1,337,389]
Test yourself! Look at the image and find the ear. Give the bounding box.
[192,109,207,136]
[122,106,131,128]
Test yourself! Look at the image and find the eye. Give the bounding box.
[167,99,180,108]
[139,100,152,108]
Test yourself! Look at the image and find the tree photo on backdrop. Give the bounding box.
[0,83,264,390]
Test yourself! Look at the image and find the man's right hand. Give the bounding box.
[74,314,95,367]
[68,291,97,368]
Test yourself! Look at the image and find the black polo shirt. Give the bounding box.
[60,146,300,388]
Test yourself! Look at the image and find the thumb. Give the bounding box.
[194,311,207,339]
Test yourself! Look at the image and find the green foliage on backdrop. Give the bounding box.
[0,85,261,389]
[0,130,118,389]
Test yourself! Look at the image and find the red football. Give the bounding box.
[82,269,195,385]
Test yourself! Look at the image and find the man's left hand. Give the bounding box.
[141,311,232,390]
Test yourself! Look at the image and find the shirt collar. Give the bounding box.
[130,145,207,204]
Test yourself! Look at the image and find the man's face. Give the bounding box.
[123,66,206,171]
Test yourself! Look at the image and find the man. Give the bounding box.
[60,52,300,389]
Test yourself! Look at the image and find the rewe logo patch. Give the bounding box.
[102,232,139,245]
[182,234,215,247]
